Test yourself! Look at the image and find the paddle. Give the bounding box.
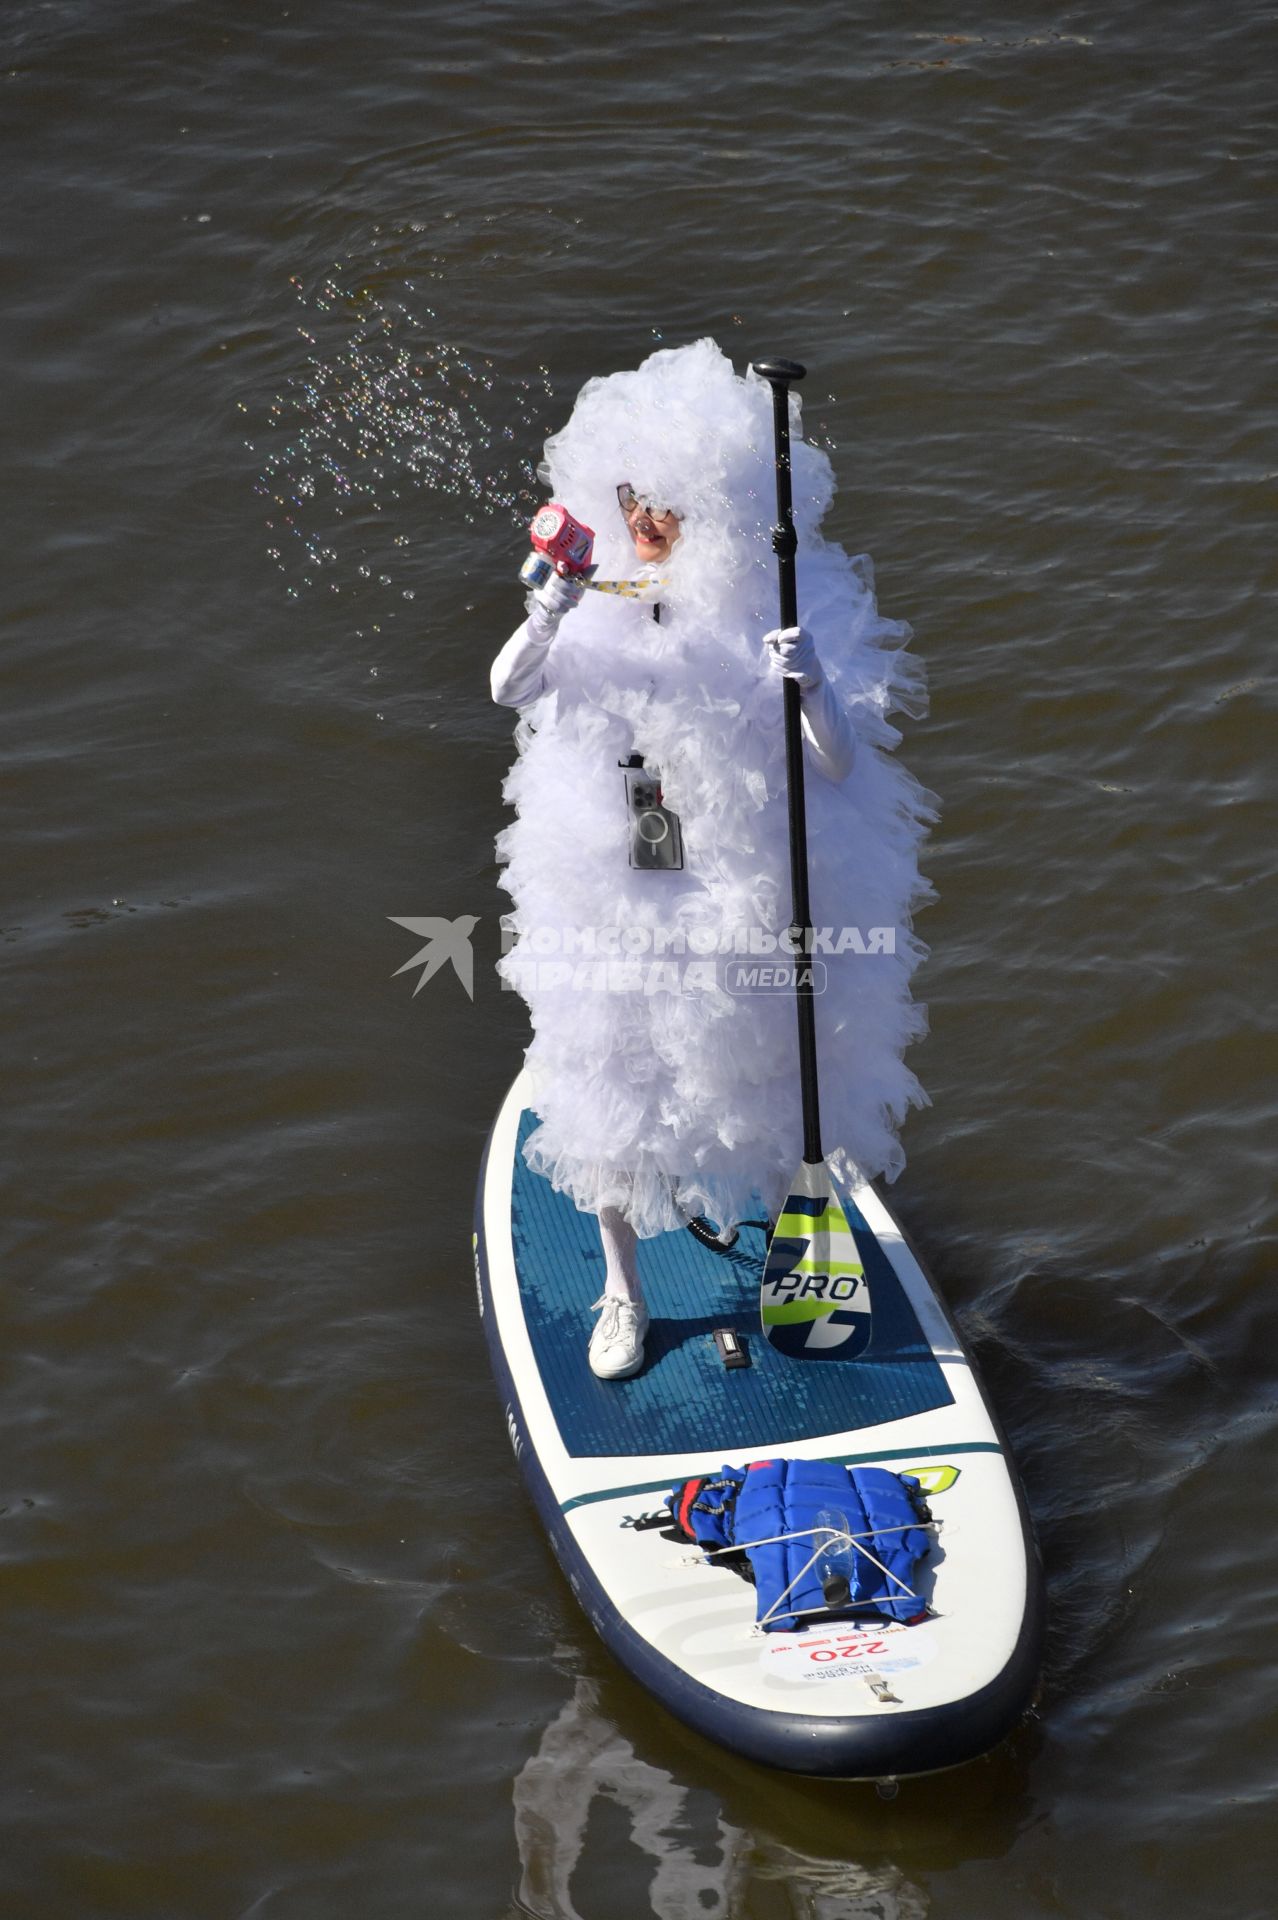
[751,358,871,1361]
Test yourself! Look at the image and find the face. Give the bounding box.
[617,483,681,566]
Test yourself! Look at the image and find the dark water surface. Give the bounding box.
[3,2,1275,1914]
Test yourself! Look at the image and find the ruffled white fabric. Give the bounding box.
[493,339,936,1238]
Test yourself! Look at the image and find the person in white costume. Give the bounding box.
[490,340,933,1381]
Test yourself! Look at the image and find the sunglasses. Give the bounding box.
[616,483,676,523]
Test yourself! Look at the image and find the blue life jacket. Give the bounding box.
[665,1458,932,1631]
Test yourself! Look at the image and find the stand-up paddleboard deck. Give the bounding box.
[475,1072,1044,1778]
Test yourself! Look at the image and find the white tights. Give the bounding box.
[598,1205,645,1304]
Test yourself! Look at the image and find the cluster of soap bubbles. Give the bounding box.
[247,266,555,635]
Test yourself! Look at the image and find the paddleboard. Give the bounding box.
[474,1069,1044,1779]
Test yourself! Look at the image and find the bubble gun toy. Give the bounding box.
[518,504,596,591]
[517,505,667,601]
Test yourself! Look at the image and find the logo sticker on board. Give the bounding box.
[904,1464,960,1496]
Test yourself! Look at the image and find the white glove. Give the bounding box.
[527,568,586,636]
[764,625,824,693]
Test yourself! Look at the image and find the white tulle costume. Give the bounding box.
[492,340,935,1240]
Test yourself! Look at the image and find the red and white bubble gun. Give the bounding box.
[517,503,669,601]
[518,504,596,591]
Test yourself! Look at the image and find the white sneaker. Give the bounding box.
[588,1294,649,1380]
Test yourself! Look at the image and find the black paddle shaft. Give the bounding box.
[752,356,822,1165]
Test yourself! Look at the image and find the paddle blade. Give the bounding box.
[760,1159,872,1361]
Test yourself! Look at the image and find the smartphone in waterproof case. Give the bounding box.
[622,764,684,871]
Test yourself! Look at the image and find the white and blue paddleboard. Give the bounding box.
[474,1071,1044,1779]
